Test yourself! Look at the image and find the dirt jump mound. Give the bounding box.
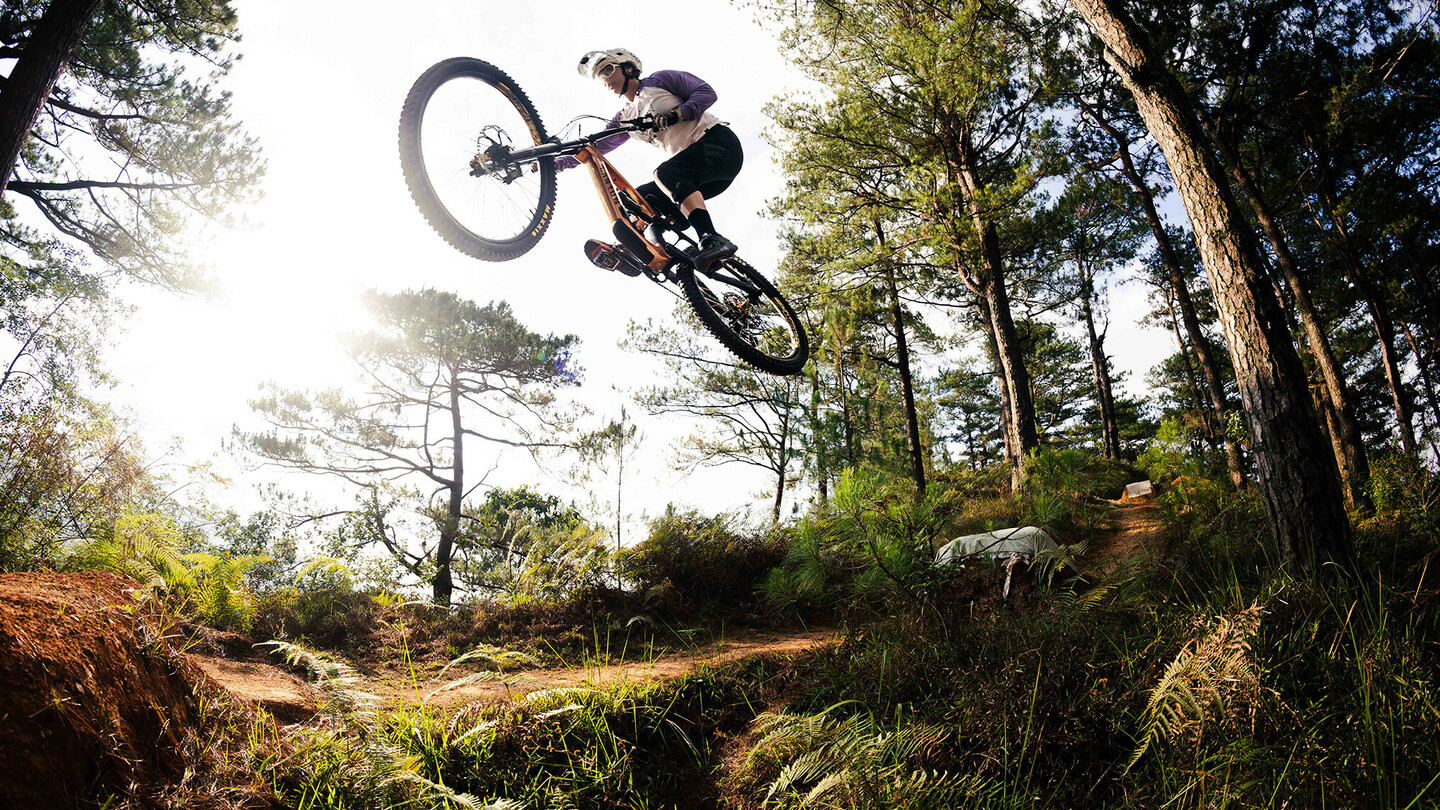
[0,572,269,809]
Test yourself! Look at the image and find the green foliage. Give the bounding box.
[1135,416,1205,483]
[266,636,753,809]
[62,508,194,591]
[0,405,153,571]
[458,486,610,600]
[618,507,785,614]
[237,290,583,603]
[1126,603,1268,771]
[251,586,379,650]
[181,551,271,633]
[742,704,996,809]
[1019,447,1130,541]
[1366,451,1439,536]
[3,0,263,290]
[763,469,957,615]
[260,640,513,809]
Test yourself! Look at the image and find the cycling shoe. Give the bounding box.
[690,234,737,270]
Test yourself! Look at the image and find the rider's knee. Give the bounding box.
[652,166,695,204]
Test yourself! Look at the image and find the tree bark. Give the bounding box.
[1165,286,1215,442]
[1313,182,1417,456]
[1208,132,1373,511]
[1090,111,1244,484]
[1071,0,1355,576]
[943,125,1038,491]
[772,396,791,522]
[880,242,926,500]
[972,289,1020,490]
[1400,318,1440,440]
[0,0,103,193]
[434,367,463,604]
[1076,250,1121,459]
[808,366,829,508]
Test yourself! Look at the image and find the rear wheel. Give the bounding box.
[398,58,556,262]
[680,257,809,375]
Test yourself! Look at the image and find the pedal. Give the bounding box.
[585,239,622,270]
[583,239,644,277]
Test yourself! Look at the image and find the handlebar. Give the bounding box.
[503,116,659,164]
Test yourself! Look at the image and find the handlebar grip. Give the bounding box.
[622,115,660,132]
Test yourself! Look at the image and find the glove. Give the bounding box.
[654,109,683,131]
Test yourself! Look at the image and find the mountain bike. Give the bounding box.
[398,57,809,377]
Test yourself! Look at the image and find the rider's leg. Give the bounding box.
[636,181,689,246]
[653,126,743,266]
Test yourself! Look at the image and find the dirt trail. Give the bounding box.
[195,626,839,718]
[197,505,1166,719]
[1086,500,1167,576]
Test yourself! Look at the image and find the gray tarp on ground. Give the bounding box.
[934,526,1077,596]
[934,526,1062,565]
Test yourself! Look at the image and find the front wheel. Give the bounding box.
[680,257,809,375]
[398,57,556,262]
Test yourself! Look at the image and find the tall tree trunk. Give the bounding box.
[1077,255,1121,459]
[435,369,463,604]
[949,128,1038,491]
[973,290,1020,490]
[880,236,926,499]
[0,0,103,192]
[1313,183,1417,456]
[773,394,791,522]
[1071,0,1355,576]
[1208,131,1372,511]
[1090,110,1244,484]
[1165,286,1216,442]
[808,365,828,508]
[1400,318,1440,439]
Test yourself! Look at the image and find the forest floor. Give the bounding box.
[191,625,841,719]
[194,498,1168,720]
[1088,498,1166,577]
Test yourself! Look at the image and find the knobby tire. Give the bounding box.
[398,57,556,262]
[679,257,809,376]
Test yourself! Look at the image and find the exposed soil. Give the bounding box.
[190,656,319,723]
[198,625,840,717]
[0,572,274,810]
[1087,500,1168,576]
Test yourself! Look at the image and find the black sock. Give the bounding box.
[689,208,717,239]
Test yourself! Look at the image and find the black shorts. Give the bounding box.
[652,125,744,203]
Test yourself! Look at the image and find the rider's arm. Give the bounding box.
[555,112,630,171]
[646,70,717,123]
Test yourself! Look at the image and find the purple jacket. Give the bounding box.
[555,70,722,170]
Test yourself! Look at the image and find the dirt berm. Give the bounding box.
[0,572,273,810]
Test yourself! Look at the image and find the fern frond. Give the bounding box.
[1126,602,1268,772]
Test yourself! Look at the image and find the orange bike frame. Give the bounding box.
[575,145,670,271]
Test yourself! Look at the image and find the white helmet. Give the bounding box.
[577,48,642,80]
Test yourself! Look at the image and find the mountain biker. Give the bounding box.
[557,48,742,271]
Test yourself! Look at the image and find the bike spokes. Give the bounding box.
[400,59,556,261]
[681,258,808,375]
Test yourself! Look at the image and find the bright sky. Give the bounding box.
[97,0,1173,535]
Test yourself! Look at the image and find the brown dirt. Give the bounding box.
[190,656,319,723]
[367,625,840,709]
[206,625,840,716]
[0,572,275,810]
[1087,500,1168,576]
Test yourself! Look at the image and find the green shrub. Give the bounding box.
[762,469,960,619]
[617,507,785,614]
[251,586,380,649]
